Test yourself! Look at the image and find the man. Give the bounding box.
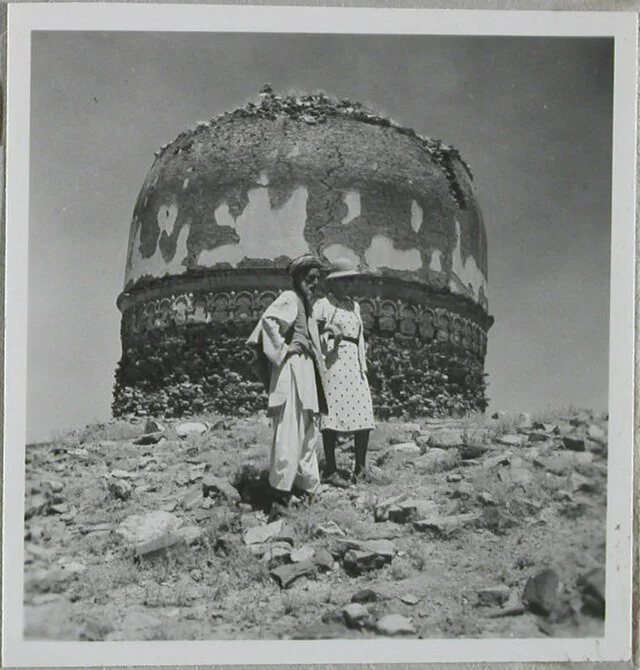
[246,254,327,503]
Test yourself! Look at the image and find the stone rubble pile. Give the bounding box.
[23,409,607,641]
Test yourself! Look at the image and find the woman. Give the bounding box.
[313,258,375,485]
[246,254,327,503]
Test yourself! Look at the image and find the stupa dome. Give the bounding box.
[114,91,493,419]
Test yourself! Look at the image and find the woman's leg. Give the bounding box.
[322,429,338,476]
[353,430,370,479]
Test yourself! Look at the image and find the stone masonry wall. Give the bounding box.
[113,283,489,420]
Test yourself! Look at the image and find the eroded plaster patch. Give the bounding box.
[323,244,360,266]
[430,249,442,272]
[450,219,487,302]
[214,203,236,228]
[128,222,191,283]
[198,186,309,267]
[411,201,423,233]
[365,235,422,271]
[342,192,361,224]
[157,202,179,235]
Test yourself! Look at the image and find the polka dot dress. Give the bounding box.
[319,303,375,433]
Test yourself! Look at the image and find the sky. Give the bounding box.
[26,31,614,443]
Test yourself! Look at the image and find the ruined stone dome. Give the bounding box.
[123,91,489,312]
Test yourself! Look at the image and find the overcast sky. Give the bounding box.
[27,31,613,443]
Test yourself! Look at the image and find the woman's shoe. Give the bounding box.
[324,471,351,489]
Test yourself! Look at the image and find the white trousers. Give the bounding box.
[269,376,320,494]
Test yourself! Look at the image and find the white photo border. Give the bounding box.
[3,3,637,667]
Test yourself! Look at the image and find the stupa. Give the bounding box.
[113,89,493,418]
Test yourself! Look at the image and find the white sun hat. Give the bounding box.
[325,258,363,280]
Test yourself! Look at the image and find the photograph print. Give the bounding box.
[3,4,636,667]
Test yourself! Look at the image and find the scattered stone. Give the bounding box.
[189,463,207,480]
[376,614,416,636]
[202,474,241,503]
[451,482,474,499]
[479,507,518,534]
[49,502,71,515]
[426,429,464,448]
[176,421,209,438]
[497,434,527,447]
[25,543,55,561]
[290,545,315,563]
[110,469,135,480]
[177,526,203,545]
[459,443,492,459]
[374,494,408,521]
[313,547,335,571]
[578,567,605,618]
[322,609,347,625]
[401,593,420,605]
[243,519,284,545]
[44,480,64,493]
[351,588,378,604]
[25,495,49,519]
[477,491,498,506]
[115,511,183,555]
[107,478,133,501]
[587,424,607,445]
[144,419,164,434]
[525,432,550,444]
[343,550,389,575]
[483,452,511,469]
[270,559,317,588]
[562,436,586,452]
[391,441,421,454]
[534,452,593,476]
[133,432,166,445]
[387,499,439,524]
[342,603,370,629]
[413,448,460,473]
[413,513,478,538]
[498,459,533,487]
[181,486,202,510]
[446,473,462,482]
[487,603,527,618]
[477,585,511,607]
[523,569,560,616]
[261,543,293,564]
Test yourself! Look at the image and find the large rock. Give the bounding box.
[562,436,586,452]
[107,477,133,501]
[115,511,183,556]
[413,448,460,474]
[202,474,241,503]
[133,432,166,445]
[477,585,511,607]
[270,559,317,588]
[578,567,605,618]
[176,421,209,438]
[522,568,560,616]
[391,441,421,455]
[497,434,527,447]
[423,429,464,449]
[413,513,478,538]
[342,603,370,629]
[534,452,593,476]
[376,614,416,636]
[352,589,379,603]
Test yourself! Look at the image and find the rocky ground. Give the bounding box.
[23,409,607,641]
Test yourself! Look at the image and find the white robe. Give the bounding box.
[246,290,324,492]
